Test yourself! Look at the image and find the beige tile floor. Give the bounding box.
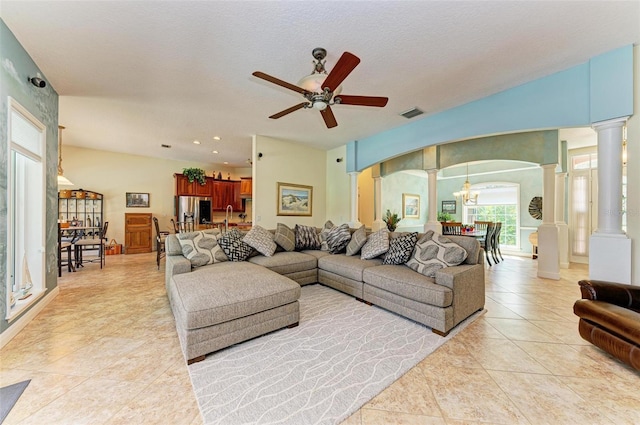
[1,253,639,424]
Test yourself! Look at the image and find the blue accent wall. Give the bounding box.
[348,45,634,172]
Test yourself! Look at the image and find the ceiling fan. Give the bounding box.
[252,48,388,129]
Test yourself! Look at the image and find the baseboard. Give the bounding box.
[0,286,60,349]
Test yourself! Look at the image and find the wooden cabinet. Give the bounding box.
[240,177,252,199]
[175,173,212,197]
[212,180,244,212]
[125,213,152,254]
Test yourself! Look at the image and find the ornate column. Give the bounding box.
[555,172,569,268]
[347,172,362,228]
[590,117,631,283]
[537,163,560,280]
[424,169,442,233]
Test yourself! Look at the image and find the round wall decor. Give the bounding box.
[528,196,543,220]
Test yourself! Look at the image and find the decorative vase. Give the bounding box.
[217,172,222,180]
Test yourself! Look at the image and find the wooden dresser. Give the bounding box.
[125,213,152,254]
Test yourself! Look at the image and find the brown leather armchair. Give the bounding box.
[574,280,640,371]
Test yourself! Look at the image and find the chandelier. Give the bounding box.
[453,163,479,206]
[57,125,74,186]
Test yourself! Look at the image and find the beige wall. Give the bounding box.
[325,145,350,224]
[62,145,249,247]
[253,135,327,229]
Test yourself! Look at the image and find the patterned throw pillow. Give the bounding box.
[406,230,468,277]
[326,223,351,254]
[346,226,367,256]
[360,228,390,260]
[319,221,334,252]
[218,229,254,261]
[243,225,277,257]
[177,230,227,268]
[383,232,418,265]
[295,224,321,250]
[273,223,295,252]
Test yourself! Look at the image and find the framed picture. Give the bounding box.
[126,192,150,208]
[277,182,312,216]
[442,200,456,214]
[402,193,420,219]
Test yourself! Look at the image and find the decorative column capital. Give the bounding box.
[592,116,629,132]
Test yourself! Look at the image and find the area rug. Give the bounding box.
[0,380,30,424]
[188,284,482,425]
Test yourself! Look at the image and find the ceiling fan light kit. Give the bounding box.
[252,48,388,128]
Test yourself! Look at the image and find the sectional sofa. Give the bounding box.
[165,227,485,364]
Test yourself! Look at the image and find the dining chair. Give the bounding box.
[441,222,462,235]
[171,218,179,234]
[74,221,108,269]
[483,222,496,266]
[153,217,166,270]
[177,221,195,233]
[58,223,74,276]
[473,221,492,233]
[493,222,504,262]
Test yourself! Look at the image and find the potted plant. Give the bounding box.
[438,211,453,222]
[383,209,401,232]
[182,167,206,185]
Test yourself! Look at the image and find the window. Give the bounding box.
[464,184,519,248]
[6,98,46,320]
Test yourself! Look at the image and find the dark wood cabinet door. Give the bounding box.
[125,213,152,254]
[176,174,195,196]
[195,178,213,196]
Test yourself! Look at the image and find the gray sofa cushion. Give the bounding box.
[170,261,300,330]
[363,264,453,307]
[248,251,317,274]
[444,235,481,265]
[346,226,367,256]
[318,254,383,282]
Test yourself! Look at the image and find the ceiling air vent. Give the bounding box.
[399,107,424,119]
[161,144,172,148]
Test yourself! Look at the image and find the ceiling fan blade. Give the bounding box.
[337,95,389,107]
[320,106,338,129]
[322,52,360,92]
[252,71,309,94]
[269,102,308,119]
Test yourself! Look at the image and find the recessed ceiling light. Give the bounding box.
[223,161,229,165]
[213,136,221,141]
[212,150,219,154]
[193,140,200,145]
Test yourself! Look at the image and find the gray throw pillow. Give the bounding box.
[406,230,468,277]
[383,232,418,265]
[243,225,277,257]
[326,223,351,254]
[177,230,227,268]
[346,226,367,256]
[319,220,334,252]
[273,223,295,252]
[295,224,321,250]
[361,228,390,260]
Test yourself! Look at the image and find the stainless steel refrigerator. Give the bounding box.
[176,196,212,224]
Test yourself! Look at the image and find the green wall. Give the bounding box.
[0,19,59,334]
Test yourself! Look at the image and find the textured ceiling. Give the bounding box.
[2,1,639,167]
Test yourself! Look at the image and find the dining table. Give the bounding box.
[59,225,103,268]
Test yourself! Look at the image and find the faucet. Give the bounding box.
[225,205,233,233]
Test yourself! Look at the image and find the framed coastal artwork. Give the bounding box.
[126,192,150,208]
[402,193,420,219]
[442,200,456,214]
[277,182,312,216]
